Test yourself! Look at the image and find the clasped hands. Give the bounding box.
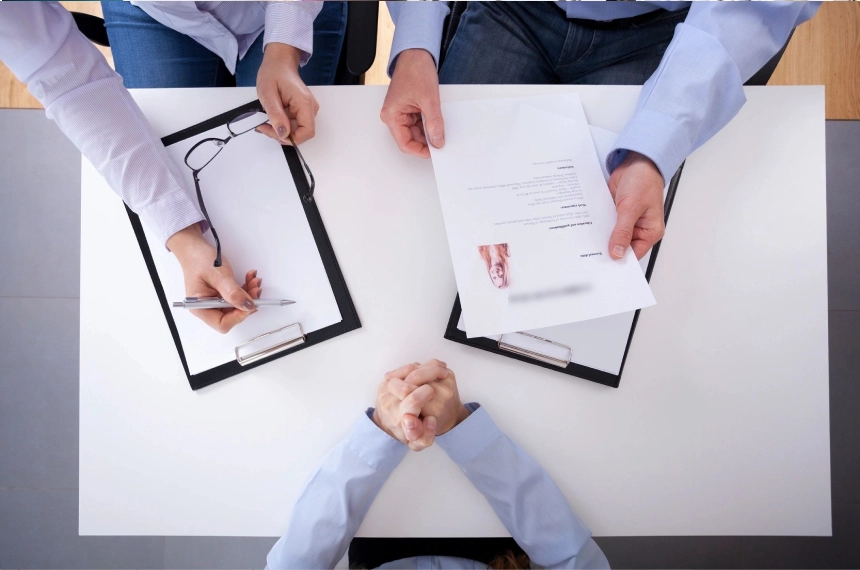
[372,359,471,451]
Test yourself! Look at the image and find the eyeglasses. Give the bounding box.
[184,108,316,267]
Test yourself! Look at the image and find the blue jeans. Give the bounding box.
[102,1,347,88]
[440,2,689,85]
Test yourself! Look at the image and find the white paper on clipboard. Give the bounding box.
[459,124,668,375]
[145,122,342,375]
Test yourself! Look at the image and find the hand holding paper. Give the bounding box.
[608,151,667,260]
[429,93,656,337]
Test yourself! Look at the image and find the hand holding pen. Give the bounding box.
[174,297,295,310]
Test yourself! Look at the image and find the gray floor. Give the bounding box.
[0,110,858,569]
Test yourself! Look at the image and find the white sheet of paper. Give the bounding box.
[147,122,341,374]
[430,93,655,337]
[459,124,671,375]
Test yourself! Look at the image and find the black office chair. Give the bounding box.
[439,2,793,86]
[71,1,378,85]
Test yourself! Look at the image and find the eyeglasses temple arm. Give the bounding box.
[289,135,315,203]
[192,170,223,268]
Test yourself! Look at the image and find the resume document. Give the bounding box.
[429,93,655,337]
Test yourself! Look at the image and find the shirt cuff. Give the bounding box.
[137,191,206,248]
[263,1,323,67]
[388,2,448,76]
[436,404,504,465]
[607,108,693,185]
[343,408,409,472]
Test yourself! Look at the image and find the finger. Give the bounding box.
[247,287,262,299]
[609,199,644,259]
[290,97,317,145]
[399,384,435,416]
[401,413,423,442]
[630,224,664,260]
[384,363,420,382]
[419,90,445,149]
[388,377,420,401]
[209,269,256,311]
[407,416,436,452]
[387,122,429,158]
[409,123,427,146]
[255,123,284,143]
[245,269,257,283]
[243,276,262,290]
[259,86,291,141]
[404,363,449,387]
[190,307,251,334]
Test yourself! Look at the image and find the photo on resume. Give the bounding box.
[477,243,510,289]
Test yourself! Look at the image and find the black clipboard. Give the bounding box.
[444,164,684,389]
[125,100,360,391]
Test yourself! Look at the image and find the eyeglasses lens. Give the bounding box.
[228,110,270,136]
[186,139,227,171]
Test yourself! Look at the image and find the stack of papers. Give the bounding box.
[429,93,655,338]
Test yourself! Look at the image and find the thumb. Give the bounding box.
[210,270,256,311]
[401,413,424,442]
[609,200,642,260]
[420,88,445,149]
[259,86,291,141]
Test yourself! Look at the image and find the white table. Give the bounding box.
[79,85,830,538]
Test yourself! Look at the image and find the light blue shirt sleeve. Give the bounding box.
[0,1,205,246]
[608,1,820,182]
[386,0,449,75]
[436,404,610,569]
[265,410,408,570]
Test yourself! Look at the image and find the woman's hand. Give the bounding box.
[256,42,319,145]
[166,224,262,334]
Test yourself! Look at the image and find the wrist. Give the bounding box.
[371,408,395,440]
[439,404,471,435]
[165,223,205,257]
[264,42,302,71]
[394,48,435,75]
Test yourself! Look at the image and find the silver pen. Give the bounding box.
[172,297,295,309]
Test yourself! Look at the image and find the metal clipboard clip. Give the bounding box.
[498,331,572,368]
[234,322,306,366]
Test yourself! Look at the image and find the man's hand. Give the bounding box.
[380,49,444,159]
[392,359,469,436]
[373,362,438,452]
[256,43,319,145]
[166,225,261,334]
[607,151,666,260]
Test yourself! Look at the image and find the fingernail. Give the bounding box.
[243,300,256,311]
[403,417,416,430]
[612,245,625,258]
[427,417,437,432]
[431,134,444,147]
[277,125,287,139]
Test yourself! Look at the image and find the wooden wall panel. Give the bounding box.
[365,2,394,87]
[769,1,860,119]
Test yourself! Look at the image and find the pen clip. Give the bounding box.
[184,297,221,303]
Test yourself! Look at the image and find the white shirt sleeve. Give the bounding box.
[0,1,204,246]
[264,1,325,67]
